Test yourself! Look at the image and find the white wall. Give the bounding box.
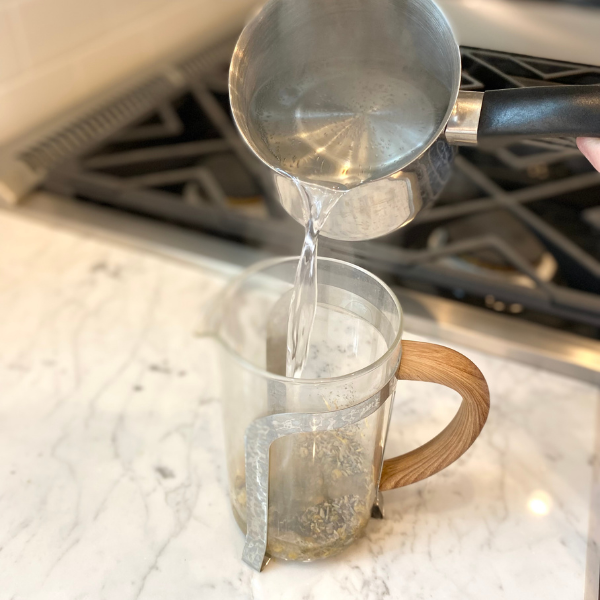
[0,0,258,146]
[437,0,600,68]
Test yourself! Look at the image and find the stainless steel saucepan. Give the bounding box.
[230,0,600,241]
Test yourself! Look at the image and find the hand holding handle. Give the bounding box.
[379,341,490,491]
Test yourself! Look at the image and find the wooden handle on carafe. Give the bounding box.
[379,341,490,491]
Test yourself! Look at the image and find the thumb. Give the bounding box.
[577,137,600,172]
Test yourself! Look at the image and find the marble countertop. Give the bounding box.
[1,210,599,600]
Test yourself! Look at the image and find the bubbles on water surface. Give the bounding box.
[249,66,444,188]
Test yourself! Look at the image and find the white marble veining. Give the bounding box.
[0,211,599,599]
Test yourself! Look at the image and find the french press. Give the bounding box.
[213,257,490,571]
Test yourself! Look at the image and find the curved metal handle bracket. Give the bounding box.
[444,91,484,146]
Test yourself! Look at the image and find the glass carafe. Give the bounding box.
[209,258,489,571]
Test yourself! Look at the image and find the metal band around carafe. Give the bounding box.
[242,377,396,572]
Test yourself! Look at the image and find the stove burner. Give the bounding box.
[427,211,558,288]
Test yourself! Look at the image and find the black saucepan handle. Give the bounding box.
[477,85,600,149]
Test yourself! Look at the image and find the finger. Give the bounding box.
[577,137,600,172]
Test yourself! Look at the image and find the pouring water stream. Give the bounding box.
[285,181,346,378]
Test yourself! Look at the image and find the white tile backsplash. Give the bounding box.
[150,1,228,57]
[74,22,156,96]
[0,0,258,146]
[101,0,163,29]
[0,60,77,137]
[0,8,22,81]
[15,0,108,67]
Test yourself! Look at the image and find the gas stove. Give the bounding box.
[0,21,599,389]
[21,39,597,341]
